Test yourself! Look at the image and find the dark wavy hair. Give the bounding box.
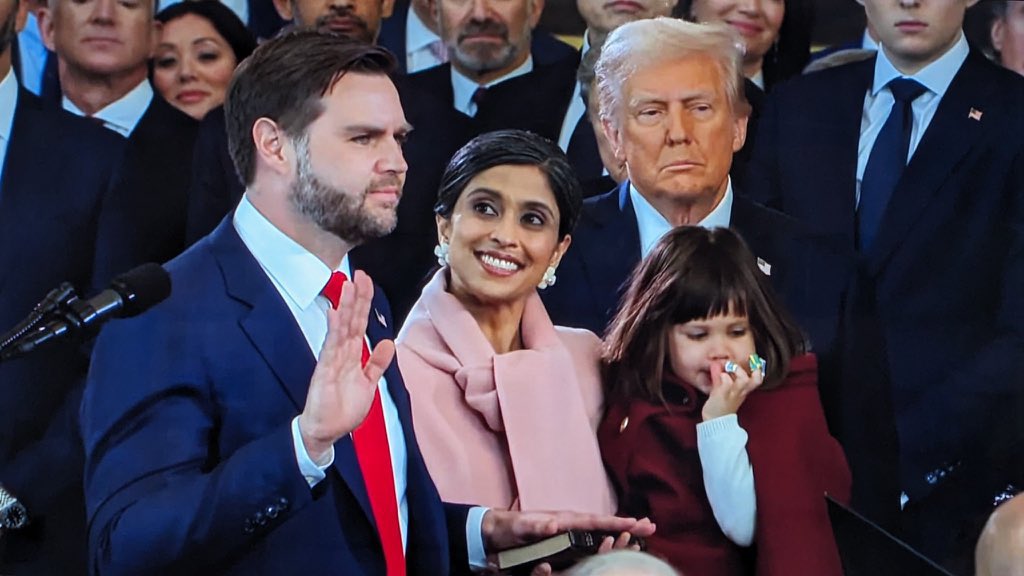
[434,130,584,239]
[155,0,257,64]
[603,226,807,403]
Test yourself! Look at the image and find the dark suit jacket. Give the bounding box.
[353,56,580,323]
[93,92,198,284]
[0,90,124,575]
[542,181,851,357]
[82,218,472,576]
[184,106,238,246]
[377,0,577,74]
[744,51,1024,519]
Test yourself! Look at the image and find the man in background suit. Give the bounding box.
[745,0,1024,570]
[39,0,198,281]
[0,1,125,573]
[185,0,397,246]
[377,0,575,73]
[542,17,851,427]
[82,30,652,576]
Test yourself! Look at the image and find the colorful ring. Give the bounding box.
[724,361,740,374]
[748,354,767,374]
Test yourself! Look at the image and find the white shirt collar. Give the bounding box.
[581,31,592,58]
[0,69,19,144]
[630,178,734,258]
[873,31,968,98]
[62,79,153,137]
[406,3,440,53]
[233,194,351,310]
[451,55,534,117]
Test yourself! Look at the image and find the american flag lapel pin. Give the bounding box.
[375,308,387,328]
[968,108,983,121]
[757,257,772,276]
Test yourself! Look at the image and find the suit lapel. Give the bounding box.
[865,52,992,274]
[824,59,874,245]
[0,93,46,295]
[579,182,642,320]
[210,220,375,525]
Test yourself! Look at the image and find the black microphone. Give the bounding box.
[1,263,172,361]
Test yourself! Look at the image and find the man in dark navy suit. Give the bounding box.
[82,30,652,576]
[543,17,849,367]
[745,0,1024,570]
[39,0,198,280]
[0,1,125,573]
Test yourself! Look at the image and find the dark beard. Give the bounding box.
[288,137,398,246]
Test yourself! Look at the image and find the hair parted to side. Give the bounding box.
[603,226,806,403]
[156,0,257,64]
[225,29,397,186]
[434,129,584,239]
[595,17,750,129]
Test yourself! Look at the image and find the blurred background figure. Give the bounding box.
[153,0,256,120]
[976,492,1024,576]
[986,0,1024,76]
[396,130,615,515]
[565,550,681,576]
[680,0,812,90]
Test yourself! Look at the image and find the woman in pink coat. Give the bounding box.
[395,130,615,515]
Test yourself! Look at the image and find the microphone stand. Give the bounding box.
[0,284,80,363]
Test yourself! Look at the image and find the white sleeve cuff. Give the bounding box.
[291,416,334,488]
[467,506,489,570]
[697,414,756,546]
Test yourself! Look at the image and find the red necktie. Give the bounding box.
[322,271,406,576]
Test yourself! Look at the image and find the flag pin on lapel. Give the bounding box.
[757,257,772,276]
[375,308,387,328]
[968,108,983,121]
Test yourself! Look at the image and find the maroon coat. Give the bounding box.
[598,354,850,575]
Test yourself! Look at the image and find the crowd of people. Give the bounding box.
[1,0,1023,574]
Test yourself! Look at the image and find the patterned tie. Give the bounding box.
[321,271,406,576]
[857,78,927,251]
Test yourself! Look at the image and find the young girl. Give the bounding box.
[599,226,850,576]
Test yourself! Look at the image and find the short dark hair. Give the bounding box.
[434,129,583,239]
[225,29,397,185]
[156,0,257,64]
[603,226,806,403]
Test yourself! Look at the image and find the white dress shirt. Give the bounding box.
[451,57,533,117]
[0,69,19,185]
[629,177,757,543]
[405,5,445,73]
[62,79,153,137]
[631,177,734,258]
[556,33,589,153]
[855,31,968,206]
[232,195,487,565]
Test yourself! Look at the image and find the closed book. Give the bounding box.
[497,531,646,574]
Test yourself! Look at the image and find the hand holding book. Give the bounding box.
[480,510,656,575]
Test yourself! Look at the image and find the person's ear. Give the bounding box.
[527,0,544,29]
[602,116,626,166]
[253,118,291,176]
[731,114,748,153]
[39,6,55,51]
[272,0,294,22]
[992,17,1006,54]
[435,213,452,246]
[551,234,572,269]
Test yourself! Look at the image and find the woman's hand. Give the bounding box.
[702,358,764,421]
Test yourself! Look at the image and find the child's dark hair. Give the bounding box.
[603,226,807,402]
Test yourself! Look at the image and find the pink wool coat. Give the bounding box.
[395,270,616,514]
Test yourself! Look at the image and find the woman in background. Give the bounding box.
[153,1,255,119]
[599,226,849,575]
[681,0,811,90]
[396,130,615,515]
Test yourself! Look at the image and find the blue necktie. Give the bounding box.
[857,78,927,251]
